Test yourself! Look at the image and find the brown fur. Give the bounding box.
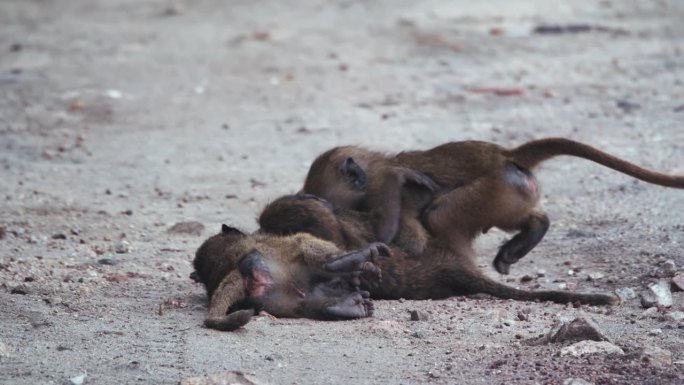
[301,138,684,274]
[259,194,620,305]
[192,224,385,331]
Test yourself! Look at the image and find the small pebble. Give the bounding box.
[167,221,205,236]
[265,353,284,361]
[114,240,130,254]
[106,89,122,99]
[656,260,677,278]
[28,234,47,244]
[638,346,673,368]
[0,341,10,358]
[616,287,637,301]
[664,311,684,322]
[10,285,30,295]
[671,273,684,292]
[520,275,534,283]
[66,373,86,385]
[411,330,426,339]
[410,310,428,321]
[640,307,659,318]
[560,341,624,357]
[563,378,593,385]
[640,280,673,308]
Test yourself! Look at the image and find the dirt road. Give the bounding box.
[1,1,683,384]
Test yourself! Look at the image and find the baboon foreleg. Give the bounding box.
[368,167,437,244]
[204,309,253,331]
[493,211,550,275]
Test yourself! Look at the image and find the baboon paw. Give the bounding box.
[420,203,438,235]
[494,243,523,274]
[403,169,439,192]
[326,292,374,319]
[361,261,382,282]
[258,310,278,320]
[325,244,389,272]
[368,242,391,259]
[189,271,201,283]
[493,258,511,275]
[363,296,374,317]
[204,309,253,331]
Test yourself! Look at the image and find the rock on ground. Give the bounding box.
[560,341,625,357]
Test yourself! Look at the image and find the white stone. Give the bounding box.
[615,287,636,301]
[114,240,130,254]
[0,341,10,358]
[563,378,593,385]
[68,373,86,385]
[105,90,122,99]
[560,340,624,357]
[648,280,673,307]
[639,346,672,367]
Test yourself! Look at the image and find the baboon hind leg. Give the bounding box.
[423,170,540,274]
[422,178,500,240]
[493,211,549,275]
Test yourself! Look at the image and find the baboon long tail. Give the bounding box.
[508,138,684,188]
[473,276,619,306]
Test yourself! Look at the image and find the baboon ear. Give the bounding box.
[340,157,367,190]
[221,224,244,235]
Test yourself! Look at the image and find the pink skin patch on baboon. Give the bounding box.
[244,270,273,298]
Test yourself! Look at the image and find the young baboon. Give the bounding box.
[259,194,620,305]
[301,138,684,274]
[192,224,388,331]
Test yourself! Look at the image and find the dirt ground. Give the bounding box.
[1,0,683,384]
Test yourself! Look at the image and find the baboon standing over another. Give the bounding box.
[301,138,684,274]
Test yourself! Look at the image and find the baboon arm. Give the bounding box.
[292,233,345,266]
[324,243,390,272]
[367,167,436,244]
[207,270,245,318]
[204,309,253,332]
[204,270,253,331]
[395,206,429,257]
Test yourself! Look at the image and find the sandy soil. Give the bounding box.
[1,0,683,384]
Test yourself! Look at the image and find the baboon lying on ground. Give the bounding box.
[259,194,619,305]
[192,224,388,331]
[301,138,684,274]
